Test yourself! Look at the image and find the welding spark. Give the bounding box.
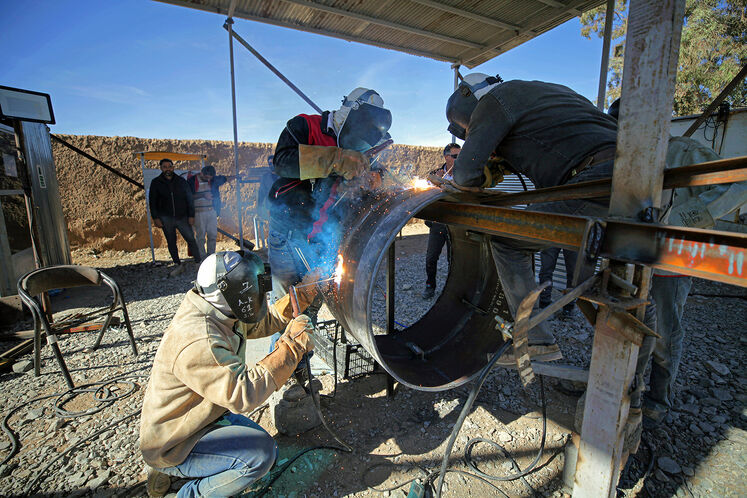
[333,255,344,286]
[410,177,433,190]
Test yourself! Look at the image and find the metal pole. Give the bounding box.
[226,18,244,250]
[451,63,460,142]
[224,25,323,114]
[596,0,615,110]
[683,64,747,137]
[142,154,156,263]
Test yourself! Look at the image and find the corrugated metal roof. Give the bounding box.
[154,0,605,68]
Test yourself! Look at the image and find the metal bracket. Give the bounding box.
[512,281,550,387]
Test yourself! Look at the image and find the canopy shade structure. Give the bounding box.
[154,0,606,68]
[136,151,207,161]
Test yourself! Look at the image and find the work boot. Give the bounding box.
[169,264,185,277]
[146,468,171,497]
[422,284,435,300]
[495,343,562,367]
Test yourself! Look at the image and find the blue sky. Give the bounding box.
[2,0,609,146]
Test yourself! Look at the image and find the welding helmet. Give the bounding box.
[446,73,503,140]
[333,88,392,153]
[195,251,273,323]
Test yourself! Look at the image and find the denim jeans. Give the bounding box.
[160,215,201,265]
[194,208,218,258]
[489,160,613,345]
[157,413,277,498]
[425,223,449,288]
[538,247,577,309]
[643,274,692,421]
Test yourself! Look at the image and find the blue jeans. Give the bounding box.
[160,215,201,265]
[643,274,692,421]
[157,413,277,497]
[489,160,613,345]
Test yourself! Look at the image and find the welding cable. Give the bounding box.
[463,375,548,490]
[0,364,149,468]
[304,357,353,452]
[433,339,513,498]
[362,461,513,497]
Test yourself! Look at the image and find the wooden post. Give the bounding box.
[574,0,686,496]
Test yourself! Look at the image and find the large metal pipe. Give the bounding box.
[321,187,511,391]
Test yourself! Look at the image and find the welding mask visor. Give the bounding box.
[198,251,272,323]
[446,84,478,140]
[337,102,392,153]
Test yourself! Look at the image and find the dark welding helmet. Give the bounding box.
[446,73,503,140]
[336,88,392,153]
[195,251,273,323]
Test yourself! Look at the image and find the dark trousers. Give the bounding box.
[425,223,449,288]
[538,247,578,308]
[160,215,201,265]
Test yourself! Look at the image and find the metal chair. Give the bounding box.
[17,265,138,388]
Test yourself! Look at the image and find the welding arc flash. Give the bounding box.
[334,255,344,286]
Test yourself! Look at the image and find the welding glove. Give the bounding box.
[258,315,315,390]
[271,271,322,320]
[480,156,508,188]
[298,145,369,180]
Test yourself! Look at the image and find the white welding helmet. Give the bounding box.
[332,88,392,153]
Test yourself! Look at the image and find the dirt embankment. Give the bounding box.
[52,135,442,251]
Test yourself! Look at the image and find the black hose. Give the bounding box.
[304,355,352,452]
[464,375,547,494]
[434,339,513,497]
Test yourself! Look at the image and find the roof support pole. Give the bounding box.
[574,1,686,496]
[451,63,460,143]
[596,0,615,110]
[225,17,244,249]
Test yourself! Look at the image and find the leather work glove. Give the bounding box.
[273,270,322,320]
[258,315,315,390]
[298,145,369,180]
[481,156,508,188]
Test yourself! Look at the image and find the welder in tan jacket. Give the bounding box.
[140,250,319,498]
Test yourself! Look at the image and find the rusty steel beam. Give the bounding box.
[478,155,747,208]
[418,201,747,287]
[418,202,587,250]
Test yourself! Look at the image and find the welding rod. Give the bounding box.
[288,285,301,318]
[294,247,312,273]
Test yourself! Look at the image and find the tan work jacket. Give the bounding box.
[139,289,293,468]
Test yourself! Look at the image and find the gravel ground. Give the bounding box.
[0,227,744,497]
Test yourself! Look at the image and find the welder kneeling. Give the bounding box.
[139,251,318,497]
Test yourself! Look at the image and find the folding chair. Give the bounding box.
[17,265,138,388]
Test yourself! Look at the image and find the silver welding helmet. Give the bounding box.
[333,88,392,153]
[446,73,503,140]
[195,251,272,323]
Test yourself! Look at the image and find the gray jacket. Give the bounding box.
[453,80,618,188]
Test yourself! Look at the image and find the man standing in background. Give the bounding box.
[422,143,460,299]
[149,158,202,276]
[187,165,240,259]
